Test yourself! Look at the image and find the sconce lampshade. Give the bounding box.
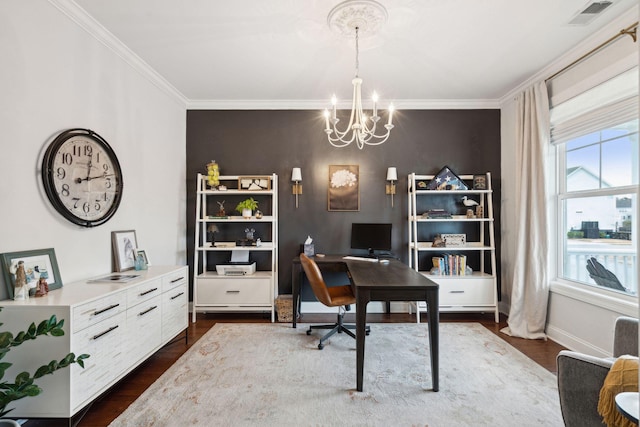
[292,167,302,182]
[386,167,398,181]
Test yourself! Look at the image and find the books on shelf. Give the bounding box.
[431,254,467,276]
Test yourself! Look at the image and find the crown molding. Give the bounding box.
[48,0,188,107]
[186,98,500,110]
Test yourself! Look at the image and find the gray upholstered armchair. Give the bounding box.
[557,316,638,427]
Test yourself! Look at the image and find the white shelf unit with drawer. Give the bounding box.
[408,172,498,322]
[192,173,278,322]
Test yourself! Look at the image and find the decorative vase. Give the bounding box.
[242,208,252,219]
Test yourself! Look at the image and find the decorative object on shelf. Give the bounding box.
[206,224,218,246]
[423,209,452,219]
[466,209,475,219]
[41,128,123,228]
[34,275,49,297]
[0,248,62,300]
[386,167,397,207]
[255,210,263,219]
[216,201,226,217]
[111,230,138,272]
[473,174,487,190]
[323,0,394,149]
[461,196,479,207]
[291,167,302,208]
[245,228,255,241]
[134,249,150,267]
[328,165,359,211]
[236,198,259,219]
[206,160,220,189]
[426,166,468,190]
[0,308,89,418]
[442,233,466,247]
[238,176,271,191]
[431,235,445,247]
[475,205,484,218]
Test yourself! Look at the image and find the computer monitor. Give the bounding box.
[350,223,392,257]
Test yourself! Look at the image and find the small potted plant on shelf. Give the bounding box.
[0,309,89,423]
[235,198,258,219]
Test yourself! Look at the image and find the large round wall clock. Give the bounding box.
[42,128,123,228]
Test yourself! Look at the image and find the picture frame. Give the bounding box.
[328,165,359,211]
[473,174,487,190]
[134,249,150,266]
[238,176,271,191]
[112,230,138,272]
[0,248,62,299]
[426,166,468,190]
[442,233,467,247]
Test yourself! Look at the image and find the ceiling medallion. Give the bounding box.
[327,0,388,38]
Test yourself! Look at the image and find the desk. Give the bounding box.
[291,255,439,392]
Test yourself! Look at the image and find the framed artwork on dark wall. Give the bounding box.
[328,165,359,211]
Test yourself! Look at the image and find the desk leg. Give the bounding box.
[291,265,300,328]
[356,290,370,392]
[426,292,439,392]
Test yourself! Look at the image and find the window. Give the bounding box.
[551,68,638,296]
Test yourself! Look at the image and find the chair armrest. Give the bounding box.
[613,316,638,357]
[557,350,614,427]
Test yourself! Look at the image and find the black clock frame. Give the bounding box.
[42,128,124,228]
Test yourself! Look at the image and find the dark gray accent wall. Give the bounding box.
[186,109,501,297]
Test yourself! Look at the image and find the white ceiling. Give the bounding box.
[72,0,638,108]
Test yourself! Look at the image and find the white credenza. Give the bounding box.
[0,265,188,419]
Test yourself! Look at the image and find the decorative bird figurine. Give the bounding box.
[461,196,479,207]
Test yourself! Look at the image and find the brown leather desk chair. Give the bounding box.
[299,253,369,349]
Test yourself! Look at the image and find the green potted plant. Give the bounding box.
[0,309,89,422]
[235,198,258,219]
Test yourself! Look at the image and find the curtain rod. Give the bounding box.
[546,21,638,82]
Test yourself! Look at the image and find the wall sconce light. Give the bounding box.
[292,167,302,208]
[386,167,397,207]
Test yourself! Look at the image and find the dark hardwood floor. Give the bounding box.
[26,311,566,427]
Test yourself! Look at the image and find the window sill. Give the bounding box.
[550,280,638,317]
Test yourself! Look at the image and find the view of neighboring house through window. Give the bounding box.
[551,67,638,296]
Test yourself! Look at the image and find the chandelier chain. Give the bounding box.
[354,27,360,78]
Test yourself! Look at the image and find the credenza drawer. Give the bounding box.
[162,268,187,292]
[126,296,162,365]
[196,277,271,305]
[71,311,126,408]
[127,278,162,307]
[162,283,187,342]
[72,291,127,333]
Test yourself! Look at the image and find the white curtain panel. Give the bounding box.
[501,81,550,340]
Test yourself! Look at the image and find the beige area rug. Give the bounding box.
[109,323,563,426]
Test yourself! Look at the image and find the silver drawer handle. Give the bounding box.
[94,304,120,316]
[170,292,185,300]
[449,290,465,294]
[92,325,119,340]
[171,277,185,283]
[139,305,158,316]
[139,287,158,296]
[226,290,240,294]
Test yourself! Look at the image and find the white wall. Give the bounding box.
[0,0,187,299]
[499,6,638,357]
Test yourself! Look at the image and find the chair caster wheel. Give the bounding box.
[318,343,324,350]
[306,330,312,335]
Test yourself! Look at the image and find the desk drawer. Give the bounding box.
[197,277,271,305]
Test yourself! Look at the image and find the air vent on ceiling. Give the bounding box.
[568,1,613,26]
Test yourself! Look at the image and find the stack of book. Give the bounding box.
[423,209,452,219]
[432,254,467,275]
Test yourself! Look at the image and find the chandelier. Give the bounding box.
[323,0,394,149]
